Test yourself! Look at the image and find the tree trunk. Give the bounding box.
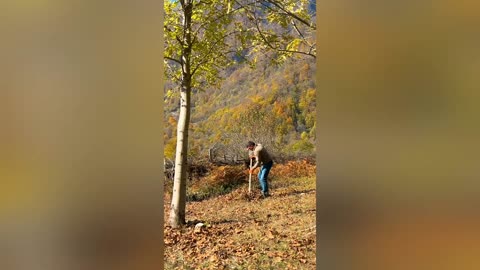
[169,85,191,228]
[169,0,193,228]
[208,148,213,162]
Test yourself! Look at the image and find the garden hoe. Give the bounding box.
[248,158,252,194]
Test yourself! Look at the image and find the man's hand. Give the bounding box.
[249,168,254,174]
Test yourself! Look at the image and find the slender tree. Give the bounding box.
[165,0,245,227]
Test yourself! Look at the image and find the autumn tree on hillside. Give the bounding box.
[165,0,316,228]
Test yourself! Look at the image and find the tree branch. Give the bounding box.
[165,56,182,64]
[191,30,243,75]
[238,0,316,58]
[278,48,316,58]
[192,2,255,37]
[291,20,306,42]
[263,0,316,30]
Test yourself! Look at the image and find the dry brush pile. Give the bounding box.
[270,159,316,179]
[181,159,316,201]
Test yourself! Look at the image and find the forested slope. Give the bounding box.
[164,54,316,162]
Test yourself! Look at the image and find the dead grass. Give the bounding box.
[164,165,316,270]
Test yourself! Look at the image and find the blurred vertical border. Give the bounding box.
[1,1,165,269]
[316,1,480,269]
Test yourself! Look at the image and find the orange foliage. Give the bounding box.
[270,159,316,179]
[168,116,177,126]
[189,160,315,192]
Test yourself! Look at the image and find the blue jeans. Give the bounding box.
[258,160,273,194]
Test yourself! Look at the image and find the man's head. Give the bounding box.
[246,141,256,151]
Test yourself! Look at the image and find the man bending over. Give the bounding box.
[246,141,273,198]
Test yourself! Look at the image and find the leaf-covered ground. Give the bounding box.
[164,175,316,270]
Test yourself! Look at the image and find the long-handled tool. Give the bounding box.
[248,158,253,194]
